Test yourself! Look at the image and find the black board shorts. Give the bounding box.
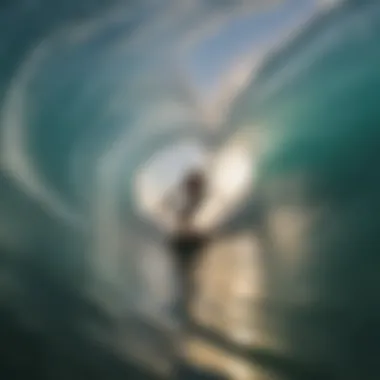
[168,232,209,278]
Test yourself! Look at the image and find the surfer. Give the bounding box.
[165,168,209,321]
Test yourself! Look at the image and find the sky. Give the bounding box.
[189,0,320,94]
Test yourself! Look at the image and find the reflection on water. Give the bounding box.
[194,234,261,343]
[186,337,256,380]
[187,233,265,379]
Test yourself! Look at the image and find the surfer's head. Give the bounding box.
[183,169,206,197]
